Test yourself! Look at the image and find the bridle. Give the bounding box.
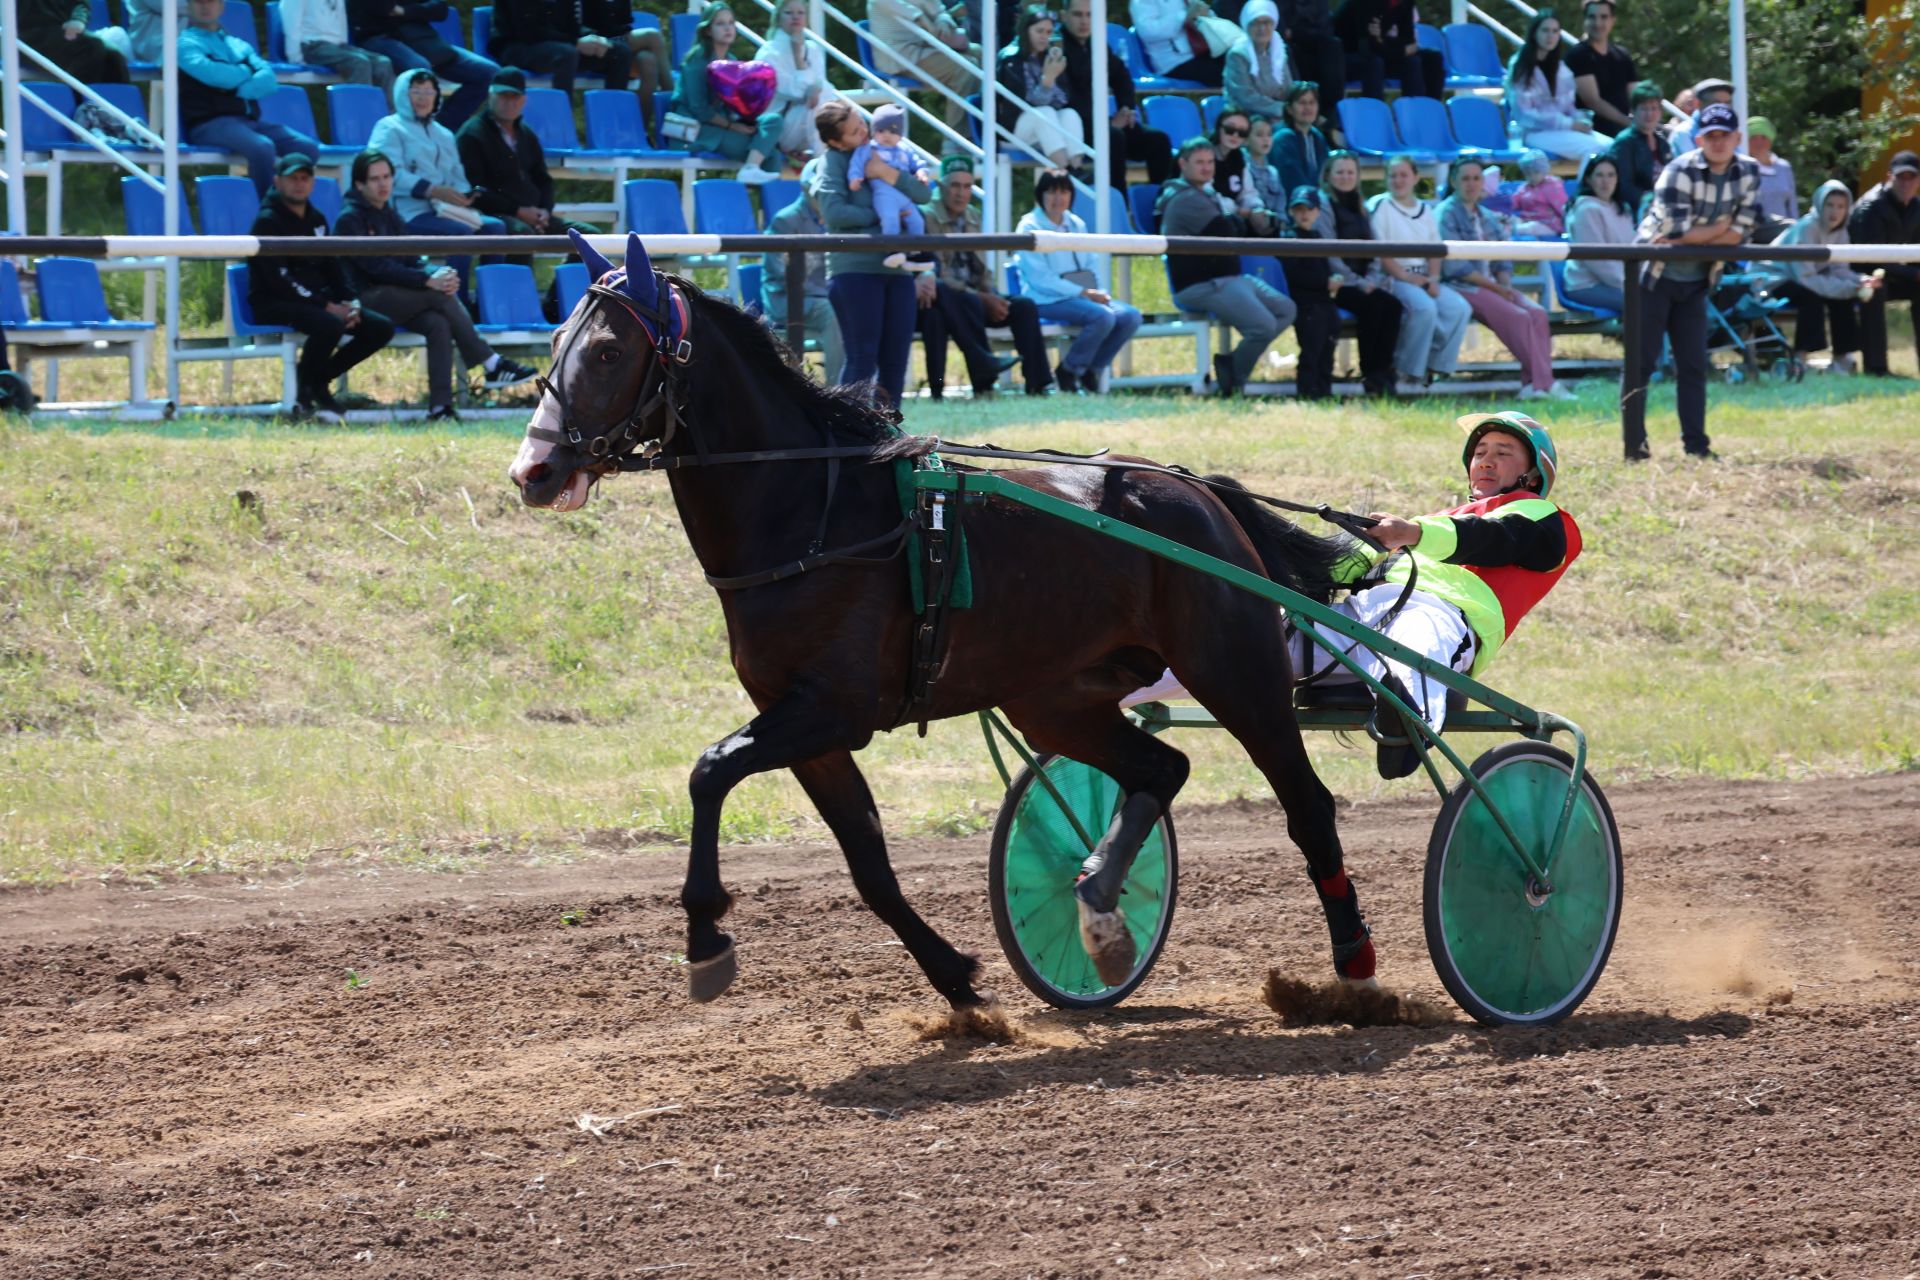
[526,271,695,475]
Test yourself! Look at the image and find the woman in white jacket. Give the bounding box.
[1506,11,1609,159]
[1368,153,1470,389]
[755,0,835,161]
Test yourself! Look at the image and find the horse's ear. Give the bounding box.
[570,227,612,283]
[621,232,659,311]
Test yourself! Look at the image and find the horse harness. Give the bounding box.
[530,270,1399,731]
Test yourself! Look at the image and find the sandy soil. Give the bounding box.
[4,773,1919,1278]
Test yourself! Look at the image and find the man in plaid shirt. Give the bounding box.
[1622,101,1760,461]
[915,156,1054,397]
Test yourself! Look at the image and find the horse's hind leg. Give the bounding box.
[791,751,984,1008]
[1162,604,1376,985]
[1003,700,1191,985]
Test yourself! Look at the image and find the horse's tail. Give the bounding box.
[1202,474,1362,605]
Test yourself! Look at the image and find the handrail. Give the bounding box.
[733,0,977,157]
[21,41,171,153]
[14,86,165,192]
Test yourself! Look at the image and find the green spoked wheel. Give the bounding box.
[988,755,1178,1009]
[1424,741,1623,1026]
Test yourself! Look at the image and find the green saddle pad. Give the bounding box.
[894,453,974,614]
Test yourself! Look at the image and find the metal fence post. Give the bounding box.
[785,248,807,364]
[1619,259,1644,455]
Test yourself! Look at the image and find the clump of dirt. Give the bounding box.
[905,997,1022,1044]
[1261,969,1455,1028]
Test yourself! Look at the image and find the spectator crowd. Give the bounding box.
[8,0,1919,458]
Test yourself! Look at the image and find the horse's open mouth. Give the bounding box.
[551,469,596,511]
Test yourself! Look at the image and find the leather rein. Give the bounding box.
[525,274,1387,594]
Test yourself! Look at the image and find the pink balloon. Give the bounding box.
[706,59,778,120]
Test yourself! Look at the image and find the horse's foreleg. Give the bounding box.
[791,751,984,1009]
[683,696,860,1002]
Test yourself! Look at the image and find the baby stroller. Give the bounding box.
[1708,222,1805,383]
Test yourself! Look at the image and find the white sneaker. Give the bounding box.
[1547,380,1578,400]
[1517,384,1550,401]
[1831,353,1857,375]
[736,163,777,186]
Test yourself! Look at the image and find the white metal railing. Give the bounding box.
[17,43,166,191]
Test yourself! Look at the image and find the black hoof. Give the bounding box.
[687,944,738,1003]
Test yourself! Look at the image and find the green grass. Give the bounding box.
[3,379,1918,883]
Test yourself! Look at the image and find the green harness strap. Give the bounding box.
[896,454,974,613]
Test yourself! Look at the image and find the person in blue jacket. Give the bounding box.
[179,0,320,194]
[1013,169,1142,394]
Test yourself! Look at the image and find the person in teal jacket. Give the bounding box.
[180,0,319,194]
[669,2,785,185]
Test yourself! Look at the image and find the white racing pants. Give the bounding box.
[1121,584,1479,736]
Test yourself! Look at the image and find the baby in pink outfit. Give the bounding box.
[1509,149,1568,238]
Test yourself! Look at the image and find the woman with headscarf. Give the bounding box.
[1313,150,1403,396]
[1224,0,1291,122]
[669,1,786,184]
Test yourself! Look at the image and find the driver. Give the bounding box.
[1125,411,1581,780]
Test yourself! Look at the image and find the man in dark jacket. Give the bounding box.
[20,0,130,83]
[349,0,499,128]
[1850,150,1920,378]
[334,150,539,420]
[489,0,630,92]
[1058,0,1171,188]
[248,154,397,423]
[1154,136,1295,396]
[455,69,604,238]
[914,156,1040,397]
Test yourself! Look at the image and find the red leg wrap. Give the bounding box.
[1317,870,1351,899]
[1336,936,1377,981]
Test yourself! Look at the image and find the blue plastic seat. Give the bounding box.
[693,179,758,234]
[1447,95,1522,160]
[1442,23,1505,87]
[1337,97,1412,159]
[476,263,549,330]
[759,177,802,221]
[0,261,57,328]
[624,178,689,235]
[226,263,293,336]
[430,6,464,47]
[522,88,579,157]
[1142,96,1204,146]
[327,83,389,149]
[738,261,764,316]
[583,89,664,155]
[671,12,699,63]
[1391,96,1462,159]
[632,11,660,32]
[473,6,494,55]
[1128,182,1162,235]
[1125,25,1206,91]
[553,261,592,316]
[310,175,342,227]
[122,175,196,235]
[854,19,923,90]
[37,258,153,329]
[1238,255,1289,294]
[20,84,79,151]
[196,175,262,236]
[259,85,358,160]
[1071,186,1133,233]
[1548,258,1620,318]
[1200,95,1224,131]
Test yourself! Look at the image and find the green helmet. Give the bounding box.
[1458,411,1558,498]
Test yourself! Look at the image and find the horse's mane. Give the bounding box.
[671,273,929,462]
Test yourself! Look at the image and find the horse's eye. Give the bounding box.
[598,347,622,363]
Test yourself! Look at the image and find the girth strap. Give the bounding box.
[702,516,914,591]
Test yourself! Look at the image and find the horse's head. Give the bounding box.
[508,230,685,512]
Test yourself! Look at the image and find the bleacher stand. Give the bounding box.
[488,0,633,93]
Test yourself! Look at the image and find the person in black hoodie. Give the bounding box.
[1057,0,1171,188]
[349,0,500,128]
[1278,185,1338,400]
[490,0,630,93]
[334,150,540,421]
[1849,150,1920,378]
[248,154,397,423]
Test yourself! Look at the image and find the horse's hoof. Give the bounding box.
[1338,975,1382,993]
[687,945,738,1003]
[1076,898,1137,988]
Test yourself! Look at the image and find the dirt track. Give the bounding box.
[3,773,1919,1279]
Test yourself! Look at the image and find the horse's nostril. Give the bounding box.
[524,463,550,486]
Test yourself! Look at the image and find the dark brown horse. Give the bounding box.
[508,232,1377,1010]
